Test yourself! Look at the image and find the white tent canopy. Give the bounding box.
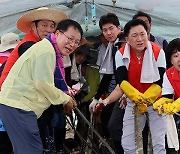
[0,0,179,41]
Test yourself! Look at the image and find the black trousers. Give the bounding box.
[108,102,125,154]
[0,131,13,154]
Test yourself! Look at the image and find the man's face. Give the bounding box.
[32,20,56,39]
[55,26,81,56]
[136,16,151,35]
[102,23,121,42]
[126,25,148,53]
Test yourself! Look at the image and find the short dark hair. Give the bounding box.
[99,13,120,30]
[165,38,180,63]
[56,19,83,38]
[132,11,151,23]
[124,19,148,37]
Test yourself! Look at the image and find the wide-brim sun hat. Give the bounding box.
[17,7,68,33]
[0,32,20,52]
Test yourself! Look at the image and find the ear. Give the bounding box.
[149,22,152,28]
[30,22,36,30]
[125,37,129,44]
[118,25,121,33]
[170,59,173,65]
[54,30,60,37]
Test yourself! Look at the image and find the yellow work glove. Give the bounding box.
[136,103,148,114]
[163,98,180,114]
[120,80,146,104]
[144,84,162,106]
[153,97,173,114]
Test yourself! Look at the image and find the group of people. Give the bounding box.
[89,11,179,154]
[0,6,179,154]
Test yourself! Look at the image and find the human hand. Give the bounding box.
[163,103,175,115]
[89,98,98,113]
[68,86,76,96]
[95,98,109,112]
[136,103,148,114]
[64,97,77,113]
[153,98,173,114]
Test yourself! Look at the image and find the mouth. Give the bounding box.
[107,36,113,40]
[65,47,72,54]
[44,34,48,37]
[137,43,145,47]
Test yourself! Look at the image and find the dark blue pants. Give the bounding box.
[0,104,43,154]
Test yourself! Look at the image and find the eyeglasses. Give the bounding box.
[60,31,80,47]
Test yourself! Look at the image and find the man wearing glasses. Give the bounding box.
[0,19,82,154]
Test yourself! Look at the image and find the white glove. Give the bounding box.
[89,98,98,113]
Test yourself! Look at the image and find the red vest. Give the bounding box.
[166,66,180,98]
[119,42,161,93]
[0,30,39,89]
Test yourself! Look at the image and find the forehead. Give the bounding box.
[128,25,146,35]
[102,23,117,29]
[172,50,180,56]
[38,20,55,25]
[66,26,81,39]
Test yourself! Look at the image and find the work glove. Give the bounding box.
[163,98,180,114]
[89,98,98,113]
[153,97,173,114]
[95,98,109,112]
[144,84,162,106]
[120,80,146,104]
[136,103,148,114]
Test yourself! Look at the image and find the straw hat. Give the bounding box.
[17,7,68,33]
[0,33,20,52]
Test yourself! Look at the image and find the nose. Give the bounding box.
[69,40,77,48]
[46,26,55,33]
[137,35,143,41]
[107,29,112,35]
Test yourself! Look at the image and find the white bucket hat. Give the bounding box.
[0,33,20,52]
[17,7,68,33]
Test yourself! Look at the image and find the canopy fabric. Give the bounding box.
[0,0,179,42]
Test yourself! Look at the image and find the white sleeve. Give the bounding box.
[115,51,124,69]
[162,72,174,95]
[157,49,166,68]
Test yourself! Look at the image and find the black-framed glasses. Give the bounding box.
[60,31,80,47]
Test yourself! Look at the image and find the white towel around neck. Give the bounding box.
[122,41,160,83]
[98,42,114,75]
[71,54,81,81]
[140,41,160,83]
